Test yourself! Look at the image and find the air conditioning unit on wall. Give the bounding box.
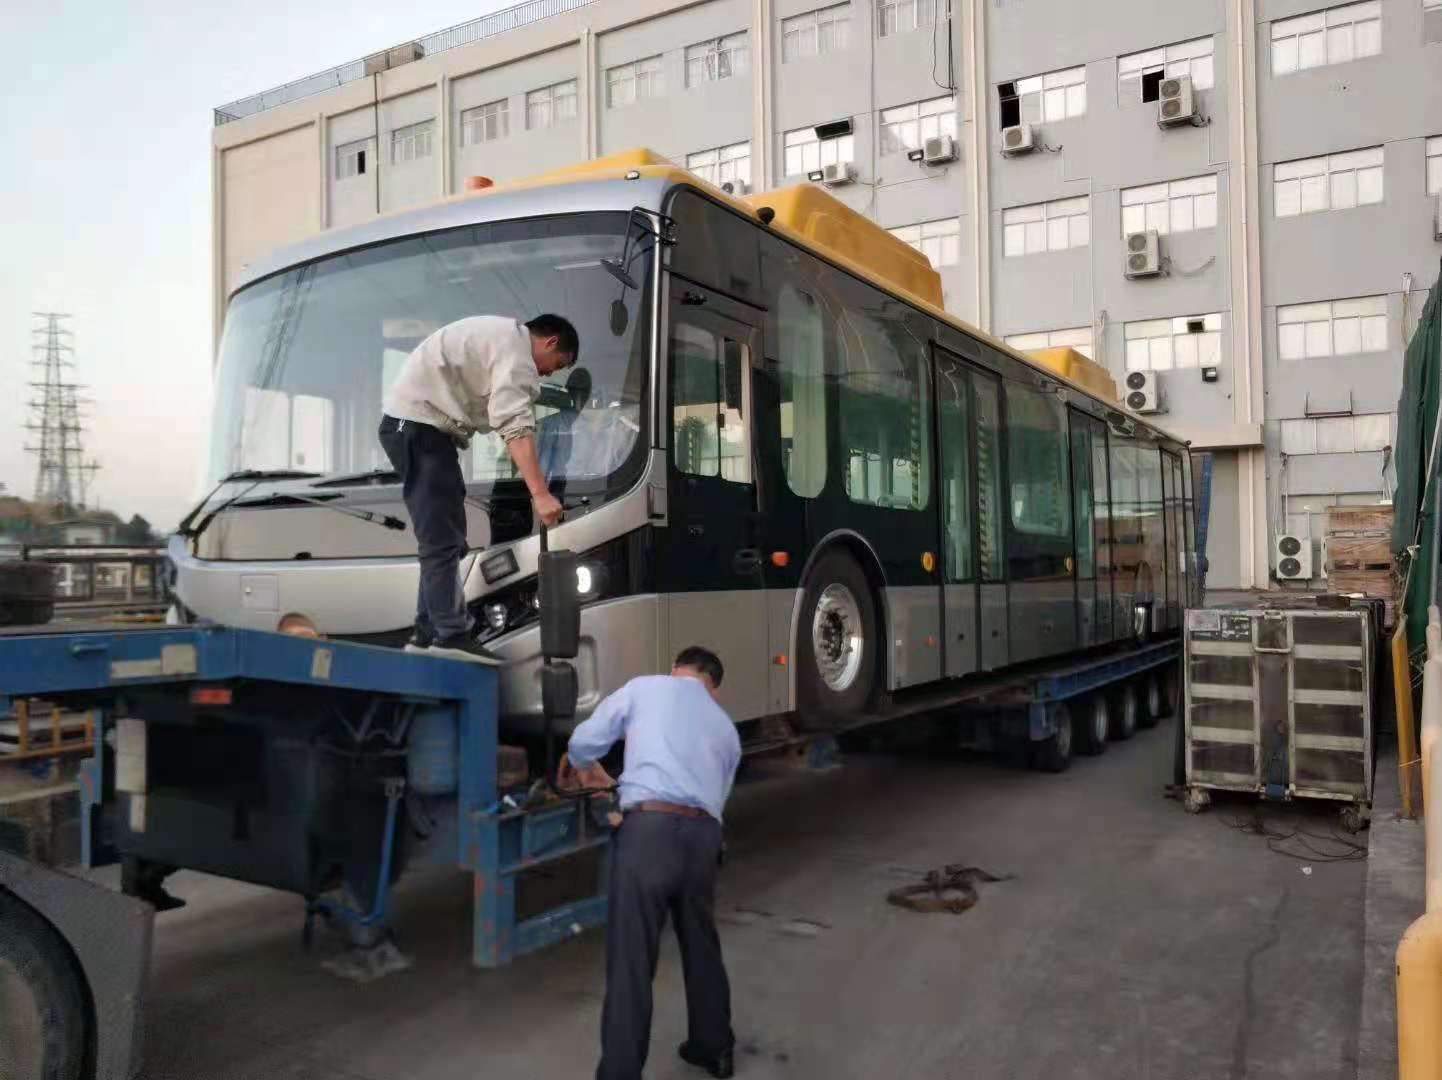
[922,135,958,165]
[1124,230,1163,278]
[1275,534,1314,581]
[1158,75,1197,126]
[818,162,855,186]
[1001,123,1035,155]
[1124,370,1160,414]
[720,180,751,196]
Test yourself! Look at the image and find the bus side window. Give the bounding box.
[1005,385,1071,540]
[777,284,828,498]
[839,306,931,511]
[671,320,752,484]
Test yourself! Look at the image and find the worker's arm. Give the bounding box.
[566,682,632,770]
[505,435,563,525]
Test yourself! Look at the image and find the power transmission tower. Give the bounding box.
[25,313,101,513]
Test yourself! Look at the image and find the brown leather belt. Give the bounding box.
[628,800,710,819]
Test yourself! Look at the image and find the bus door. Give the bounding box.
[934,348,1007,675]
[1069,410,1113,647]
[662,285,771,721]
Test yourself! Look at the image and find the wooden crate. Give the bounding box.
[1326,504,1394,537]
[1325,533,1392,571]
[1327,567,1399,626]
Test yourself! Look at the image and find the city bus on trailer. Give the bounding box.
[172,148,1197,749]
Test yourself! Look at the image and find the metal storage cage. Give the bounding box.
[1181,596,1380,827]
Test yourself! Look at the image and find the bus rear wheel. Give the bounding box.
[796,551,879,729]
[0,890,87,1080]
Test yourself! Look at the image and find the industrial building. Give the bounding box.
[211,0,1442,589]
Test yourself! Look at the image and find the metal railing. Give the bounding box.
[214,0,599,125]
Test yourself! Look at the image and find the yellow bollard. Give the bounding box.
[1422,658,1442,813]
[1398,912,1442,1078]
[1398,625,1421,819]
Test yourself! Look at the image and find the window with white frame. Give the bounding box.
[1271,1,1381,75]
[784,125,856,176]
[1121,174,1218,236]
[685,32,750,86]
[1426,0,1442,43]
[687,142,752,188]
[879,95,956,154]
[390,120,434,164]
[460,101,509,146]
[335,137,374,180]
[781,3,851,62]
[998,65,1086,128]
[1427,136,1442,195]
[889,218,961,267]
[1005,327,1095,359]
[525,80,577,129]
[877,0,946,37]
[1124,314,1223,372]
[1279,412,1392,455]
[1278,295,1388,360]
[1274,146,1384,216]
[606,55,665,109]
[1118,36,1215,102]
[1002,197,1090,256]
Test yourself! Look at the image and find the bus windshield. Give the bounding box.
[207,211,650,496]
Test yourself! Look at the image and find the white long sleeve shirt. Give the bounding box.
[382,316,540,444]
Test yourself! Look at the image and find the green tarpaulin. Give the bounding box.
[1392,258,1442,649]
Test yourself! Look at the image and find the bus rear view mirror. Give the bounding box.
[538,549,581,659]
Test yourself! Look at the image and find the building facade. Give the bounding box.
[211,0,1442,589]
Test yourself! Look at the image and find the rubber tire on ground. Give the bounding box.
[1032,702,1074,773]
[1138,673,1162,729]
[1075,695,1109,755]
[795,550,880,731]
[0,890,87,1080]
[1111,683,1140,740]
[1160,662,1181,719]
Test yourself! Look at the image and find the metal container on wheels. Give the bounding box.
[1181,595,1380,829]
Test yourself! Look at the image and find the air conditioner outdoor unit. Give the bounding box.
[1275,534,1313,581]
[819,162,855,186]
[1124,230,1163,278]
[922,135,958,165]
[1001,123,1035,156]
[720,180,751,196]
[1123,370,1160,414]
[1158,74,1197,126]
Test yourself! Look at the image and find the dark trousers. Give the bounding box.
[598,811,734,1080]
[377,416,470,641]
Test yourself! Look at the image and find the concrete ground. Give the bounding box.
[135,718,1366,1080]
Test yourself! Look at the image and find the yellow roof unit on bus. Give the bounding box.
[740,184,943,310]
[1027,347,1118,403]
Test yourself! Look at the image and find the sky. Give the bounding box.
[0,0,511,529]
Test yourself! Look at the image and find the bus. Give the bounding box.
[171,149,1198,738]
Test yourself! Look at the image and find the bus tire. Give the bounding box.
[0,889,87,1080]
[1139,672,1163,728]
[1078,695,1110,755]
[1111,683,1139,740]
[1032,703,1073,773]
[796,550,880,729]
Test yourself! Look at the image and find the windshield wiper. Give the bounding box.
[312,468,400,488]
[177,469,322,537]
[234,492,405,531]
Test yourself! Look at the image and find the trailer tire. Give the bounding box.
[1077,695,1110,755]
[1032,703,1073,773]
[1160,663,1181,719]
[1138,673,1163,728]
[1111,683,1140,740]
[0,890,87,1080]
[796,550,880,730]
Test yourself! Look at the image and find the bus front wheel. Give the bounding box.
[796,551,879,728]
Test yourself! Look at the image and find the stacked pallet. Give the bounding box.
[1324,505,1398,626]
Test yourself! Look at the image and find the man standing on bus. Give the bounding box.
[379,313,577,664]
[561,646,741,1080]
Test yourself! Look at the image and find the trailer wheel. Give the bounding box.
[1077,695,1110,755]
[796,550,880,729]
[0,890,87,1080]
[1032,703,1073,773]
[1159,663,1181,719]
[1138,673,1163,729]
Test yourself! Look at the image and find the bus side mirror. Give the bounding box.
[538,549,581,659]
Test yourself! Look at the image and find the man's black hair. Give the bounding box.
[525,313,580,362]
[674,646,724,688]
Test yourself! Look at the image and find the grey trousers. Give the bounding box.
[377,416,471,641]
[597,810,734,1080]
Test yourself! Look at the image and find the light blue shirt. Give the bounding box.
[567,674,742,822]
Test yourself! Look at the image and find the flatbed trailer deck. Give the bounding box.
[0,621,1180,1079]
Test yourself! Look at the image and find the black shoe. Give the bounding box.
[403,627,434,653]
[426,635,504,666]
[679,1043,734,1079]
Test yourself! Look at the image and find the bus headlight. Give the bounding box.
[483,602,509,632]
